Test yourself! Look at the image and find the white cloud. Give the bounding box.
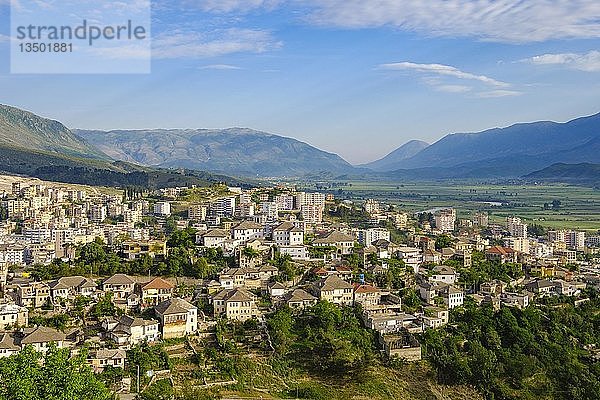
[195,0,280,13]
[477,90,522,98]
[304,0,600,43]
[379,62,509,87]
[523,50,600,72]
[0,34,8,43]
[152,28,282,59]
[199,64,243,70]
[434,84,472,93]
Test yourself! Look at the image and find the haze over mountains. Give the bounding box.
[0,103,599,184]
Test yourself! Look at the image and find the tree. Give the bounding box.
[92,292,121,318]
[0,345,113,400]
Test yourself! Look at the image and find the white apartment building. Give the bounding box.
[260,202,279,221]
[211,197,236,217]
[275,194,295,211]
[507,217,527,238]
[188,204,208,221]
[505,237,530,254]
[434,209,456,232]
[89,204,107,223]
[301,204,323,224]
[153,201,171,216]
[356,228,390,246]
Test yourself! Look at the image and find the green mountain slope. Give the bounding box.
[0,104,106,159]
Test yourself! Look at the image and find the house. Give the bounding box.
[272,221,304,246]
[312,275,354,306]
[283,289,317,310]
[277,245,309,260]
[378,330,422,361]
[154,298,198,339]
[47,276,97,300]
[525,279,555,296]
[500,292,529,309]
[429,265,457,285]
[218,266,277,290]
[353,283,383,310]
[313,231,355,255]
[231,221,264,243]
[19,326,66,353]
[88,349,126,373]
[396,247,423,273]
[419,282,463,309]
[140,277,175,308]
[479,280,507,296]
[102,274,136,302]
[120,240,167,260]
[423,249,442,264]
[0,333,19,358]
[438,284,464,309]
[421,306,449,329]
[15,281,50,308]
[0,303,28,329]
[213,288,259,321]
[268,282,286,297]
[485,246,518,264]
[418,282,439,304]
[102,315,160,346]
[199,229,229,248]
[365,312,419,334]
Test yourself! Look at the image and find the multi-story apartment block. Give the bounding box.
[434,208,456,232]
[507,216,527,238]
[275,194,295,211]
[188,204,208,221]
[472,211,489,227]
[356,228,390,246]
[300,204,323,224]
[363,199,380,214]
[211,197,236,217]
[505,237,530,254]
[153,201,171,216]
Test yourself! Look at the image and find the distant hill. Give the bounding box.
[0,104,105,159]
[380,112,600,179]
[0,105,251,188]
[75,128,354,177]
[524,163,600,186]
[361,140,429,171]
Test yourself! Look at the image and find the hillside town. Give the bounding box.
[0,180,599,396]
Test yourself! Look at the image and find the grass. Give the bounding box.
[300,181,600,231]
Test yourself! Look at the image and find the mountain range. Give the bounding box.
[0,103,599,184]
[75,128,353,177]
[375,112,600,178]
[0,105,251,188]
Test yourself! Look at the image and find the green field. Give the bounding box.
[301,181,600,231]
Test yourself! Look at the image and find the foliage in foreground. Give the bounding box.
[421,296,600,400]
[0,345,114,400]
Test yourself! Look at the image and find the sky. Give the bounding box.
[1,0,600,164]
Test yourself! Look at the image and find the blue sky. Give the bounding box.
[1,0,600,164]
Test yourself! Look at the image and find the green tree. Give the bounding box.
[0,345,113,400]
